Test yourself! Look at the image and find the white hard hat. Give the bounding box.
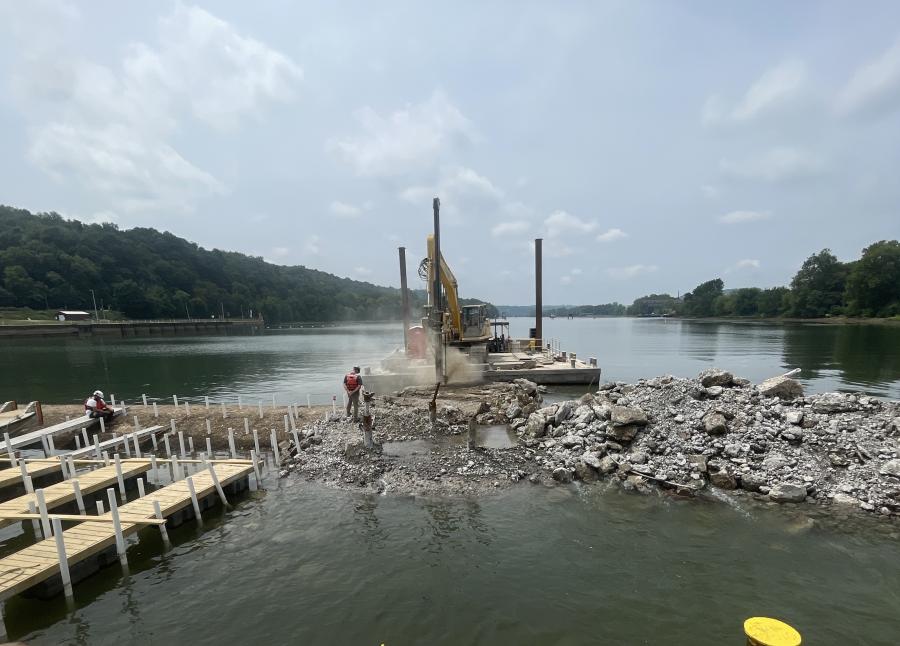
[94,390,104,398]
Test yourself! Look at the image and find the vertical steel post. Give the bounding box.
[432,197,445,384]
[399,246,410,352]
[535,237,543,350]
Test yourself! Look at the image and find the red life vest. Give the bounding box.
[345,372,359,390]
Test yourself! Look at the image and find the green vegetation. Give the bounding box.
[0,206,494,323]
[630,241,900,319]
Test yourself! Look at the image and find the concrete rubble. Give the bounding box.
[280,370,900,520]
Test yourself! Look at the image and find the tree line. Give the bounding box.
[0,206,495,323]
[629,242,899,318]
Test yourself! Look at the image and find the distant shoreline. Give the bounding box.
[501,314,900,326]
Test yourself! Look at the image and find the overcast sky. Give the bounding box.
[1,1,899,305]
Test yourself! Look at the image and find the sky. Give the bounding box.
[1,1,899,305]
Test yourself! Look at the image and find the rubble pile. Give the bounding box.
[280,369,900,519]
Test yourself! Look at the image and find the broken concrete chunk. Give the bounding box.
[699,368,734,388]
[758,375,804,400]
[610,405,648,427]
[769,483,808,503]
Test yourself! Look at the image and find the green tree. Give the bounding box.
[683,279,724,317]
[790,249,848,317]
[844,240,900,316]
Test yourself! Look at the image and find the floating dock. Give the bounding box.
[0,409,124,455]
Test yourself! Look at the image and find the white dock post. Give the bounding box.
[238,395,242,410]
[106,488,127,567]
[178,431,186,458]
[59,455,69,480]
[170,455,181,481]
[133,415,140,431]
[26,500,41,535]
[142,394,148,407]
[173,394,179,407]
[188,435,194,455]
[35,488,52,538]
[253,429,261,459]
[102,451,110,466]
[206,436,212,456]
[272,394,277,410]
[47,434,56,455]
[99,416,106,434]
[258,401,263,419]
[150,431,158,451]
[270,429,280,465]
[3,432,15,468]
[66,456,77,479]
[137,477,145,498]
[153,401,159,418]
[228,428,237,458]
[250,449,262,487]
[111,394,116,406]
[72,479,85,515]
[150,454,158,483]
[163,433,172,458]
[132,433,142,458]
[307,394,311,409]
[51,517,74,600]
[75,435,81,450]
[94,435,102,460]
[122,432,131,457]
[114,454,126,502]
[332,396,337,417]
[205,418,212,435]
[170,418,176,435]
[80,427,89,448]
[186,476,202,525]
[185,400,191,415]
[243,418,250,436]
[205,461,229,507]
[221,402,227,419]
[153,500,170,549]
[283,415,289,436]
[205,395,210,410]
[121,401,127,415]
[96,500,104,515]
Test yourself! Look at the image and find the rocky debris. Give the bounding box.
[699,368,733,388]
[279,368,900,521]
[703,411,728,435]
[758,375,804,400]
[769,483,808,503]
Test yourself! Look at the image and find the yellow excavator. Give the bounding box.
[418,234,491,345]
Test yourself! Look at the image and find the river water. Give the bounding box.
[1,318,899,644]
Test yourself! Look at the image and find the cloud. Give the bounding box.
[544,210,597,237]
[270,246,290,258]
[718,210,772,224]
[401,166,503,220]
[328,90,475,176]
[703,60,808,125]
[701,184,720,199]
[607,264,658,279]
[836,39,900,118]
[8,2,302,215]
[596,227,627,242]
[329,200,363,218]
[303,234,322,256]
[719,147,826,183]
[733,258,761,270]
[352,266,372,277]
[491,220,530,237]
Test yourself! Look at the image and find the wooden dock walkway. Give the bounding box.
[0,461,151,529]
[0,459,63,490]
[0,462,253,602]
[65,424,163,459]
[0,409,123,453]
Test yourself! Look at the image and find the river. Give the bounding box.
[0,318,898,644]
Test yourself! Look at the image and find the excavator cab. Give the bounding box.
[461,304,488,341]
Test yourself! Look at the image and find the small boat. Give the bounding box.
[0,401,42,435]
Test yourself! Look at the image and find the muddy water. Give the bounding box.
[6,477,899,645]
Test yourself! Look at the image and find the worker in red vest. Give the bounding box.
[85,389,115,421]
[343,367,363,422]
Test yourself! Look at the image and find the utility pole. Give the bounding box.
[432,197,445,384]
[90,289,99,321]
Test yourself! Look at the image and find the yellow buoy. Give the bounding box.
[744,617,802,646]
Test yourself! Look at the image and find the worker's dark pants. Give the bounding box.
[89,410,114,421]
[346,390,360,421]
